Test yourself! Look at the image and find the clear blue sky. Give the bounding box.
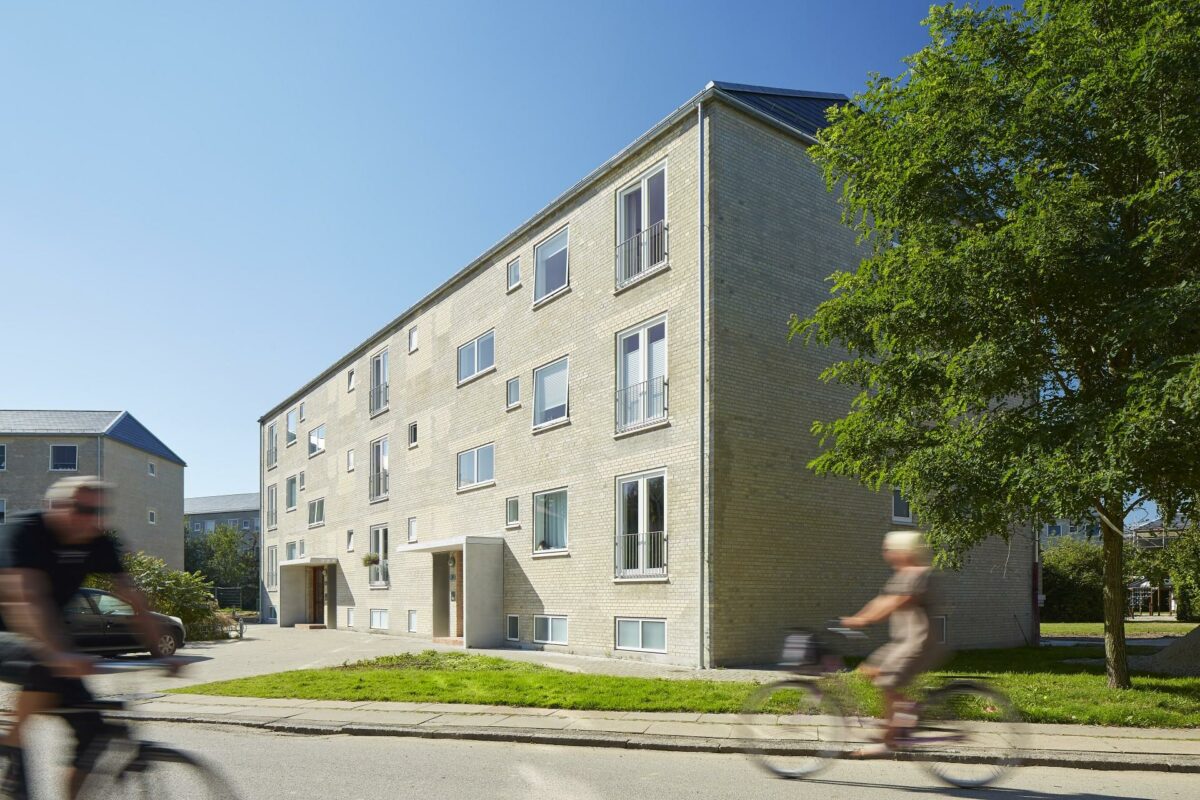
[1,1,949,498]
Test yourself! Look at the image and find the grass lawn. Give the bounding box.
[1040,621,1197,638]
[173,648,1200,728]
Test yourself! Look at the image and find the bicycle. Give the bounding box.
[1,660,241,799]
[740,622,1025,788]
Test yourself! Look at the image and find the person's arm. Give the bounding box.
[109,575,168,655]
[842,592,915,628]
[0,569,94,678]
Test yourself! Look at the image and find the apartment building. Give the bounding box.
[0,410,186,568]
[186,492,261,538]
[259,81,1035,666]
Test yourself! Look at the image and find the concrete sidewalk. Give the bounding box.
[117,692,1200,773]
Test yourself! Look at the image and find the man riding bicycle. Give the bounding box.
[0,476,178,799]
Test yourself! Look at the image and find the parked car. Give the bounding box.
[64,588,186,657]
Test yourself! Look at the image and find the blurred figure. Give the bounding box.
[842,529,947,755]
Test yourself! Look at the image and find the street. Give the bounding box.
[17,720,1194,800]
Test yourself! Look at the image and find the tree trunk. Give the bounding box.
[1101,502,1131,689]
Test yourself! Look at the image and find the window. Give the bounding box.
[1046,523,1062,537]
[506,258,521,291]
[95,594,134,616]
[369,525,389,585]
[892,489,912,523]
[370,437,389,501]
[299,539,306,556]
[457,443,495,489]
[308,424,326,457]
[616,316,667,432]
[407,517,417,543]
[408,326,418,353]
[286,475,298,511]
[266,546,278,588]
[228,518,239,528]
[299,402,306,421]
[0,499,6,525]
[346,529,355,551]
[534,488,568,552]
[616,165,667,288]
[205,520,216,533]
[408,422,418,448]
[369,609,389,630]
[266,424,278,467]
[0,444,6,470]
[506,496,519,528]
[932,615,948,645]
[242,520,250,531]
[50,444,78,472]
[285,541,298,560]
[147,461,156,477]
[267,605,277,621]
[299,470,306,491]
[347,449,355,472]
[534,615,567,644]
[192,521,201,532]
[307,498,325,528]
[407,610,417,633]
[534,227,569,303]
[533,357,569,428]
[370,350,389,414]
[506,377,520,409]
[346,607,355,627]
[616,471,666,577]
[347,369,356,392]
[506,614,519,641]
[616,618,666,653]
[457,330,495,383]
[286,410,297,446]
[266,485,277,528]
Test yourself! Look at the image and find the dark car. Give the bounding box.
[64,588,186,657]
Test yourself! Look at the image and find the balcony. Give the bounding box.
[615,220,669,290]
[369,559,389,586]
[615,530,667,578]
[369,382,389,415]
[369,470,389,502]
[615,376,668,434]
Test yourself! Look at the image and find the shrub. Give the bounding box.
[1041,538,1106,622]
[86,551,223,635]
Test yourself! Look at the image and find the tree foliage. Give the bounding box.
[185,524,258,589]
[797,1,1200,687]
[1042,539,1107,622]
[86,551,219,630]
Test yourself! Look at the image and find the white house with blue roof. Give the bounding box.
[0,410,186,568]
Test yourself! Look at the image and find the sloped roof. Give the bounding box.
[0,409,185,466]
[710,82,848,139]
[185,493,260,515]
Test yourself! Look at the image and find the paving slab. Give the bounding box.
[288,709,440,725]
[564,718,653,734]
[491,715,575,730]
[131,701,239,716]
[296,700,372,709]
[622,711,703,722]
[643,721,733,738]
[423,713,515,728]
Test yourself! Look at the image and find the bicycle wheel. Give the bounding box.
[905,681,1025,788]
[79,744,241,800]
[739,678,847,779]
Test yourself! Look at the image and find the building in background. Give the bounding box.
[0,410,185,568]
[185,492,260,538]
[257,81,1035,665]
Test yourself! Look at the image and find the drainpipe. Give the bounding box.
[696,98,707,669]
[258,423,265,619]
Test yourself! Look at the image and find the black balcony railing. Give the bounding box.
[370,560,389,585]
[370,382,389,414]
[266,446,278,467]
[615,220,669,289]
[615,375,668,433]
[615,530,667,578]
[369,469,389,501]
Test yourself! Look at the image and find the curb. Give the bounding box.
[111,711,1200,774]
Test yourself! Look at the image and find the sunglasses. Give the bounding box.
[74,503,109,516]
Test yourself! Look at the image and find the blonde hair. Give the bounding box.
[45,476,113,509]
[884,529,931,564]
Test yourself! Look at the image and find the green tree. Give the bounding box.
[797,1,1200,688]
[204,524,257,588]
[86,551,219,630]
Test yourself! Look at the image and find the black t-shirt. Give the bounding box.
[0,512,124,615]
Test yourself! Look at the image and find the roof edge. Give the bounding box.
[710,81,849,102]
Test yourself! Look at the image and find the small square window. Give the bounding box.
[346,529,355,551]
[148,509,157,525]
[407,609,417,633]
[370,609,389,630]
[505,496,519,528]
[242,520,250,530]
[534,615,567,645]
[192,521,201,532]
[506,614,519,641]
[0,444,7,471]
[408,326,418,353]
[407,516,417,543]
[347,449,355,472]
[299,402,306,422]
[457,330,496,384]
[506,377,520,409]
[408,422,418,448]
[308,424,326,457]
[347,369,356,392]
[147,461,156,477]
[457,443,495,489]
[506,258,521,291]
[50,445,78,472]
[616,618,666,653]
[307,498,325,527]
[299,471,306,491]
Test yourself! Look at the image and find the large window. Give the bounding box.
[369,525,389,586]
[457,330,495,384]
[534,615,567,645]
[534,227,569,303]
[307,498,325,528]
[616,165,667,288]
[266,545,278,588]
[533,357,569,428]
[892,489,912,523]
[616,618,666,653]
[286,475,298,511]
[266,423,277,468]
[370,436,389,501]
[370,349,389,415]
[308,424,326,457]
[286,409,297,446]
[534,488,568,552]
[457,443,494,489]
[266,484,277,529]
[616,471,666,577]
[617,317,667,433]
[50,444,78,472]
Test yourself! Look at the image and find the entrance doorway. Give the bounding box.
[309,566,326,626]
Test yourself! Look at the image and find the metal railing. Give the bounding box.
[370,382,389,414]
[615,375,668,433]
[616,220,669,289]
[370,560,389,585]
[369,470,389,501]
[266,446,278,467]
[615,530,667,578]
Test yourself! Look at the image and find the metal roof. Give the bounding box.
[185,493,260,515]
[710,82,848,139]
[0,409,186,466]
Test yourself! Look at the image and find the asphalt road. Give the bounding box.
[17,720,1194,800]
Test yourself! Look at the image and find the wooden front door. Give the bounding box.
[310,567,325,624]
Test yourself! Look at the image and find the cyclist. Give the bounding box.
[841,529,945,756]
[0,476,177,799]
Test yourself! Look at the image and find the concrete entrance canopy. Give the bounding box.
[279,556,338,627]
[396,536,504,648]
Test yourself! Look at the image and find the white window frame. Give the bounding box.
[285,475,298,511]
[456,443,495,490]
[346,607,355,627]
[242,520,250,531]
[49,444,78,472]
[370,349,389,416]
[369,609,389,630]
[147,460,156,477]
[533,615,567,645]
[532,356,570,429]
[266,545,278,589]
[370,436,389,501]
[408,422,418,449]
[616,315,669,433]
[533,487,568,554]
[505,496,519,529]
[227,518,239,528]
[407,516,417,543]
[408,326,418,354]
[205,519,216,534]
[347,449,355,472]
[892,489,913,524]
[347,368,356,392]
[346,529,355,551]
[615,617,667,653]
[506,257,521,291]
[286,410,297,446]
[533,226,570,305]
[308,424,326,457]
[298,402,306,422]
[457,330,496,385]
[369,525,389,587]
[285,540,298,561]
[506,614,519,641]
[615,468,667,577]
[266,423,278,468]
[307,497,325,528]
[506,377,520,409]
[266,484,278,529]
[299,470,306,491]
[407,609,417,633]
[192,521,201,532]
[616,162,669,287]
